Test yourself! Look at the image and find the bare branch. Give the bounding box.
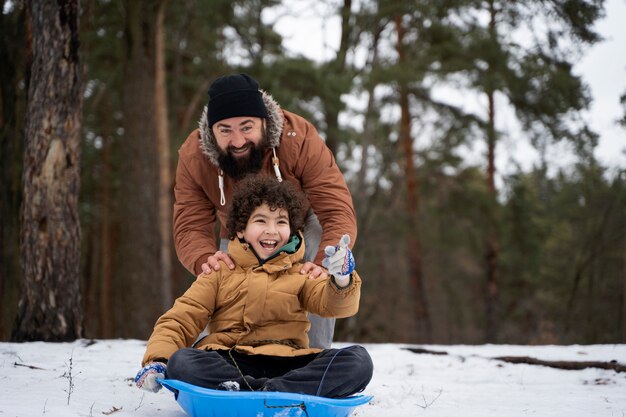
[102,406,123,415]
[494,356,626,373]
[14,362,46,370]
[417,388,443,409]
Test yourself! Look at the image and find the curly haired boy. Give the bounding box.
[135,175,372,398]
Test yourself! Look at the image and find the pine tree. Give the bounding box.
[13,0,83,341]
[113,0,165,338]
[432,0,605,341]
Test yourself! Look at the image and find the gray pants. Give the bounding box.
[167,345,373,398]
[214,209,335,349]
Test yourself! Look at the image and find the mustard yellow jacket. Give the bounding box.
[142,235,361,365]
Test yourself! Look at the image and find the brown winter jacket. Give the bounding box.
[173,92,357,275]
[142,235,361,365]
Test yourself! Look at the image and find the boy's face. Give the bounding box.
[237,203,291,260]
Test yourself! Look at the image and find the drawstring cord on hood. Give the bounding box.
[272,148,283,183]
[217,148,283,206]
[219,169,226,206]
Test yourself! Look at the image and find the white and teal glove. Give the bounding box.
[322,234,355,288]
[134,362,166,392]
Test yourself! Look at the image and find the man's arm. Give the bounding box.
[292,122,357,265]
[173,154,218,275]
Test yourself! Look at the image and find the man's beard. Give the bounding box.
[217,136,269,180]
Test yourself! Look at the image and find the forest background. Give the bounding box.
[0,0,625,346]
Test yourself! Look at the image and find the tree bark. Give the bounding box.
[155,1,173,310]
[12,0,83,341]
[99,93,113,339]
[0,4,27,340]
[113,0,164,338]
[395,15,431,342]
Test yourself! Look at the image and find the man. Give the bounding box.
[173,73,357,349]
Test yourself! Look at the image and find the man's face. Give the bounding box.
[212,116,268,179]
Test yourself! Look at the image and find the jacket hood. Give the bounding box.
[198,91,284,167]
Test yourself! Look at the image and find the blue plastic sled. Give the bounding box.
[159,379,372,417]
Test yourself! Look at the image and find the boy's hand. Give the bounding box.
[322,234,355,287]
[135,362,166,392]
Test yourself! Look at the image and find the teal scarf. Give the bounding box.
[259,233,301,264]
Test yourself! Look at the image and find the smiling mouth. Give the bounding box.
[260,240,278,250]
[229,143,252,156]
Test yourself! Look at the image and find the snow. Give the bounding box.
[1,340,625,417]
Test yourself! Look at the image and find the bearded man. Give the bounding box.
[173,73,357,349]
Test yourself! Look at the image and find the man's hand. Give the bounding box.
[135,362,167,392]
[201,251,235,274]
[300,261,328,280]
[322,235,355,287]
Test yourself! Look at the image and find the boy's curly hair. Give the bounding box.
[227,175,307,239]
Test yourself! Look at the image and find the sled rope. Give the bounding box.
[264,400,310,417]
[227,348,256,392]
[316,349,342,396]
[228,341,335,398]
[239,339,305,349]
[227,340,305,392]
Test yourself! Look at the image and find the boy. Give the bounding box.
[135,175,373,398]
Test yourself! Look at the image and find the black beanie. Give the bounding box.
[207,74,268,128]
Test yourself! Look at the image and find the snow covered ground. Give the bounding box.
[1,340,625,417]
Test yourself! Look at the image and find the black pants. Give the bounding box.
[166,345,373,398]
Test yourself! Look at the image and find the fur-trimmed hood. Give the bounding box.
[198,91,284,167]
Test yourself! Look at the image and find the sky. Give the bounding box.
[1,340,625,416]
[576,0,626,170]
[269,0,626,176]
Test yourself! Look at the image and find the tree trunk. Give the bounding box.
[83,218,100,337]
[155,1,173,310]
[354,24,383,235]
[100,93,113,338]
[395,15,431,342]
[113,0,164,338]
[484,1,500,343]
[0,4,27,340]
[12,0,83,341]
[323,0,352,155]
